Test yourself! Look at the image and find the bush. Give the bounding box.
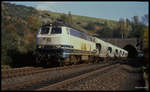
[1,65,11,69]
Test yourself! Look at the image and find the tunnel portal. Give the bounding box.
[123,45,137,58]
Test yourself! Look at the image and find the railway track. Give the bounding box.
[2,63,91,79]
[37,63,120,90]
[2,67,43,79]
[2,61,119,90]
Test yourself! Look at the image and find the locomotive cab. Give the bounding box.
[36,25,69,46]
[35,24,72,65]
[37,23,73,48]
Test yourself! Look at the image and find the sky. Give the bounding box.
[6,1,149,21]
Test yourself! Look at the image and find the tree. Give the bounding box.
[118,18,133,39]
[112,27,121,38]
[129,15,146,38]
[58,11,73,27]
[119,18,127,39]
[125,18,132,38]
[6,24,16,33]
[143,27,149,49]
[68,11,73,26]
[26,15,41,33]
[142,14,149,26]
[132,16,139,24]
[59,14,68,25]
[85,22,95,30]
[25,15,41,50]
[97,26,113,38]
[5,24,18,48]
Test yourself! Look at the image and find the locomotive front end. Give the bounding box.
[35,24,71,65]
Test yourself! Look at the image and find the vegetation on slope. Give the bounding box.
[1,2,148,68]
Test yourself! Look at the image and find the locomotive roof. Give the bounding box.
[41,22,93,36]
[41,22,66,27]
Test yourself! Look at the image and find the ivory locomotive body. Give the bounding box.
[35,23,128,65]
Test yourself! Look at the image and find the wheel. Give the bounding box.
[35,56,42,66]
[88,56,94,63]
[77,56,81,64]
[70,56,78,65]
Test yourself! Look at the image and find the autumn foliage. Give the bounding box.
[1,2,149,68]
[143,27,149,49]
[7,24,16,32]
[2,2,40,67]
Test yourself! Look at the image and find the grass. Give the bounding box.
[142,66,149,91]
[1,65,11,69]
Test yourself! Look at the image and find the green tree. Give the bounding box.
[97,26,113,38]
[112,26,121,38]
[119,18,127,39]
[85,22,95,31]
[125,18,132,38]
[129,15,146,38]
[59,14,68,25]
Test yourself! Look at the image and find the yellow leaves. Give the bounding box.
[24,33,34,45]
[27,33,34,39]
[27,33,34,42]
[143,27,149,49]
[95,26,103,31]
[27,15,40,28]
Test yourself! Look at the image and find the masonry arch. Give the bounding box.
[123,44,137,58]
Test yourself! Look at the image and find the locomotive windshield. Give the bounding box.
[51,27,62,34]
[40,27,50,34]
[40,27,62,34]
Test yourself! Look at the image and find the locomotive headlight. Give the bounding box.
[56,45,61,48]
[38,45,41,48]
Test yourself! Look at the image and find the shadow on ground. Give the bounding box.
[120,57,147,67]
[7,49,36,68]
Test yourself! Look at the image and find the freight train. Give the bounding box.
[34,23,128,66]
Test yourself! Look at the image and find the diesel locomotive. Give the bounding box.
[34,23,128,65]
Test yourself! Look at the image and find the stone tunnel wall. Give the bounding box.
[101,38,139,58]
[101,38,137,49]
